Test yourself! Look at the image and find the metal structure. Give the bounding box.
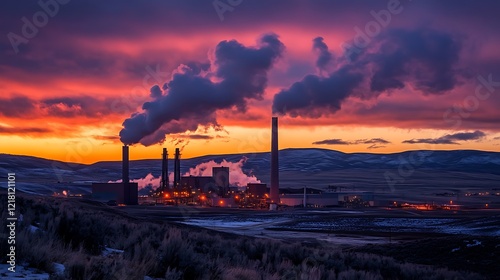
[160,148,169,190]
[270,117,279,204]
[173,148,181,189]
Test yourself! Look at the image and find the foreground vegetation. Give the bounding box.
[0,194,485,279]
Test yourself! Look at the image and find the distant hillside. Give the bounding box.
[1,148,500,195]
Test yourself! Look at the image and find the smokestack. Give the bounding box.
[161,148,168,190]
[303,186,306,208]
[174,148,181,189]
[270,117,279,204]
[122,145,129,185]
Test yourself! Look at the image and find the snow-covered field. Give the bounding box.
[0,264,49,279]
[180,213,500,246]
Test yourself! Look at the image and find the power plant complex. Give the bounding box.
[91,117,373,208]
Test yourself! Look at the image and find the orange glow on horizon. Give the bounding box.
[1,124,499,164]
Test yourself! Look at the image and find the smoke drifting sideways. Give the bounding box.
[108,173,164,191]
[272,28,462,118]
[120,34,284,146]
[184,157,260,187]
[108,157,259,190]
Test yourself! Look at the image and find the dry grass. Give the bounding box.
[0,194,484,280]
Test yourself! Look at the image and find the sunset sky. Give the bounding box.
[1,0,500,164]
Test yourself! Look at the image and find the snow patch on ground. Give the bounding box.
[52,263,65,276]
[0,264,49,279]
[466,240,482,247]
[182,219,265,228]
[28,225,40,233]
[102,247,124,256]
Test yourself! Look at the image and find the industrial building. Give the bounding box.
[279,190,374,208]
[280,193,339,207]
[180,176,214,193]
[92,145,138,205]
[247,183,267,197]
[213,166,229,190]
[91,182,138,205]
[90,118,377,209]
[209,197,237,208]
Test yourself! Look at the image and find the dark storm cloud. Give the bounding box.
[273,27,463,117]
[402,130,486,145]
[3,0,499,39]
[119,34,284,146]
[368,28,461,94]
[1,0,499,133]
[0,96,35,117]
[313,138,391,145]
[0,95,126,118]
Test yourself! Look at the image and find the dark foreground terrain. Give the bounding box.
[1,194,498,279]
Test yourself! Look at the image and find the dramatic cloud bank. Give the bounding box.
[0,95,123,119]
[120,34,284,146]
[273,28,463,118]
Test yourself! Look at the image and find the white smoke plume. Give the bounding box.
[184,157,260,187]
[108,173,170,190]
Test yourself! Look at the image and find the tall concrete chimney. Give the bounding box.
[161,148,168,190]
[173,148,181,189]
[270,117,279,204]
[303,186,307,208]
[122,145,129,185]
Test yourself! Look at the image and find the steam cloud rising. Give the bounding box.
[184,157,260,187]
[120,34,284,146]
[109,158,259,189]
[108,173,164,190]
